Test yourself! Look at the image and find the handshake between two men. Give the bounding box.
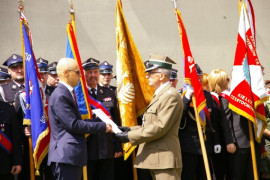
[105,123,130,143]
[105,124,130,143]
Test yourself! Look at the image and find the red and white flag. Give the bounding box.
[229,3,267,142]
[174,7,209,131]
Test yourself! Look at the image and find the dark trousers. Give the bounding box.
[211,150,230,180]
[0,173,13,180]
[137,168,152,180]
[228,147,260,180]
[114,156,133,180]
[18,139,30,180]
[181,152,213,180]
[87,159,114,180]
[51,162,82,180]
[35,155,55,180]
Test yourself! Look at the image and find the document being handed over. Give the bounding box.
[92,109,122,133]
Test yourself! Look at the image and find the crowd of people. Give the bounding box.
[0,53,270,180]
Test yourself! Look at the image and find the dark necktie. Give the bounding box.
[90,88,97,99]
[72,90,78,108]
[20,84,25,89]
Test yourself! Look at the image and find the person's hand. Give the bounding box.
[11,165,22,175]
[214,144,222,154]
[105,124,113,133]
[24,126,31,136]
[118,126,131,132]
[185,85,194,100]
[226,143,236,154]
[114,151,123,158]
[116,132,129,143]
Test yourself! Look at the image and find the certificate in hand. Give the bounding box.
[92,109,122,133]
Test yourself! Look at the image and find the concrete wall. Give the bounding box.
[1,0,270,88]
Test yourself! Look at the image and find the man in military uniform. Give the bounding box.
[99,60,134,179]
[0,101,23,180]
[0,67,11,85]
[35,58,56,180]
[178,64,220,180]
[47,62,58,88]
[170,68,178,88]
[14,58,56,180]
[83,57,122,180]
[0,54,24,104]
[99,61,116,91]
[0,67,11,102]
[116,54,183,180]
[36,57,55,99]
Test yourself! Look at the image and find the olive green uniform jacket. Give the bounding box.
[128,83,183,169]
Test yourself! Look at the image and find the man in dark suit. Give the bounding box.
[82,58,122,180]
[47,57,112,180]
[0,101,23,180]
[0,54,24,105]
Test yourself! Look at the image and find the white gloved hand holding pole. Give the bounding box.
[185,85,194,100]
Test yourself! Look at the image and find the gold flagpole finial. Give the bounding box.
[69,0,75,13]
[69,0,75,23]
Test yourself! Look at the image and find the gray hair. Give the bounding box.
[158,68,172,79]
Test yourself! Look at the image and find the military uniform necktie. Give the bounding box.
[91,88,96,99]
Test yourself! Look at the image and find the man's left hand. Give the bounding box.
[114,152,123,158]
[116,132,129,143]
[11,165,22,175]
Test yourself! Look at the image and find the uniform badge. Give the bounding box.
[103,97,112,102]
[1,124,5,132]
[100,89,103,94]
[12,85,17,90]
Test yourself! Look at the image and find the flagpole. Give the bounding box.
[172,1,211,177]
[239,2,258,179]
[68,1,88,180]
[69,0,76,34]
[18,1,35,179]
[248,121,258,180]
[192,97,211,180]
[28,137,35,180]
[132,151,138,180]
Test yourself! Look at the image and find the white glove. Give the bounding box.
[214,144,222,154]
[185,85,194,100]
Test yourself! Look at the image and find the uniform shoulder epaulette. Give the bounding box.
[0,83,9,87]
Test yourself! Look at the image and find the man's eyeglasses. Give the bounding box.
[146,71,161,76]
[68,70,81,75]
